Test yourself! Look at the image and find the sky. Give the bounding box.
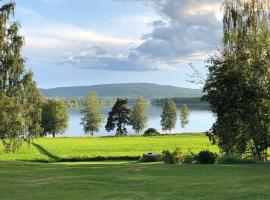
[13,0,223,89]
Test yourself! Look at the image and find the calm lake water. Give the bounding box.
[63,105,216,137]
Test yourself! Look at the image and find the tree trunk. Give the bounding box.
[53,133,55,138]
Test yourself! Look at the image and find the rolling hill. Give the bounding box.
[40,83,202,99]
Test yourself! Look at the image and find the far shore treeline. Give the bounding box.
[52,96,208,110]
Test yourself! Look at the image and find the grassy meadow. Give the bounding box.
[0,134,218,162]
[0,161,270,200]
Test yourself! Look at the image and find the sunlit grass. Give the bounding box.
[0,134,218,161]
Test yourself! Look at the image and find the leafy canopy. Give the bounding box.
[160,100,177,133]
[203,0,270,160]
[130,97,148,134]
[80,92,104,137]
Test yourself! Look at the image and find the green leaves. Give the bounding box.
[0,2,44,152]
[41,100,69,138]
[80,92,104,137]
[160,100,177,133]
[180,104,190,129]
[130,97,148,134]
[203,0,270,160]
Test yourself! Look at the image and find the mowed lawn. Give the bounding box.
[0,134,218,161]
[0,161,270,200]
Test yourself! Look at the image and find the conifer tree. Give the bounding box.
[105,98,130,136]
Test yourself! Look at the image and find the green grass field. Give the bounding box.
[0,134,218,162]
[0,161,269,200]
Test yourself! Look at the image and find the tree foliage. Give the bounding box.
[160,100,177,133]
[130,97,148,134]
[0,1,44,152]
[105,98,130,136]
[180,104,190,129]
[203,0,270,160]
[80,92,104,137]
[41,100,69,138]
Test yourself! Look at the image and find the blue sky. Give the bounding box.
[14,0,222,89]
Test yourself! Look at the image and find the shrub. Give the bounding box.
[141,153,161,162]
[196,150,218,164]
[144,128,160,136]
[217,155,258,164]
[183,153,196,164]
[162,147,183,164]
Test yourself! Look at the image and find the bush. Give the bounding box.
[183,153,196,164]
[162,147,183,164]
[217,155,258,164]
[144,128,160,136]
[141,153,161,162]
[196,150,218,164]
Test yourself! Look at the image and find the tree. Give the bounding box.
[203,0,270,161]
[0,1,44,152]
[0,94,25,152]
[80,92,104,137]
[41,100,69,138]
[105,98,130,136]
[130,97,148,134]
[160,100,177,133]
[180,104,190,130]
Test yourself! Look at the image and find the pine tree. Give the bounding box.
[105,98,130,136]
[80,92,104,137]
[130,97,148,134]
[160,100,177,134]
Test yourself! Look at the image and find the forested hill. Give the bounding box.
[40,83,202,99]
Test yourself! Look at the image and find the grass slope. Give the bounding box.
[0,135,217,162]
[0,161,269,200]
[40,83,202,98]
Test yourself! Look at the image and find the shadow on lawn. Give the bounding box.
[32,143,60,162]
[31,142,141,163]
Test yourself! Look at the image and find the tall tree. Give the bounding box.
[130,97,148,134]
[203,0,270,160]
[41,100,69,138]
[80,92,104,137]
[105,98,130,136]
[180,104,190,130]
[0,1,44,152]
[160,100,177,133]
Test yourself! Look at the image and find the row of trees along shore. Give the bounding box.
[81,93,190,137]
[0,0,269,161]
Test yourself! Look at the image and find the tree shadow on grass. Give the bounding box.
[32,143,60,162]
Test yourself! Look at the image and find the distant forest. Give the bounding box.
[58,96,208,110]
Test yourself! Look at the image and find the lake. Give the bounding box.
[64,105,216,137]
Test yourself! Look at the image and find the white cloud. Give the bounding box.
[22,0,223,72]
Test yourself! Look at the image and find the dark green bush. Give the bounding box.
[183,153,196,164]
[162,147,183,164]
[196,150,218,164]
[217,155,258,164]
[144,128,160,136]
